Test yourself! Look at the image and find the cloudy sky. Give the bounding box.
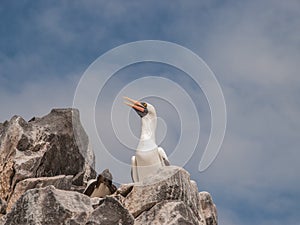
[1,0,299,224]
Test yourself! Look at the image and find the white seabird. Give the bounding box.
[124,96,170,182]
[83,169,117,197]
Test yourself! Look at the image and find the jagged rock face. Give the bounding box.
[134,200,203,225]
[0,198,6,215]
[6,175,73,212]
[0,109,96,214]
[2,186,94,225]
[1,186,134,225]
[0,167,217,225]
[122,166,201,219]
[199,192,218,225]
[121,166,207,225]
[86,197,134,225]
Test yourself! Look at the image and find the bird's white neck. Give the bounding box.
[137,115,157,151]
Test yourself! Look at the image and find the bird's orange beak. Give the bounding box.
[123,96,145,112]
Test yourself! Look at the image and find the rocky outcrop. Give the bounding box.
[86,196,134,225]
[119,166,214,225]
[122,167,201,219]
[2,186,95,225]
[1,167,217,225]
[0,109,96,214]
[134,200,202,225]
[199,192,218,225]
[0,198,6,215]
[1,186,134,225]
[6,175,73,211]
[0,109,218,225]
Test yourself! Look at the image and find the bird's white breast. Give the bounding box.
[135,148,164,180]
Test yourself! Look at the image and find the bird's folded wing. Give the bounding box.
[83,180,97,196]
[158,147,170,166]
[131,156,139,182]
[108,184,117,194]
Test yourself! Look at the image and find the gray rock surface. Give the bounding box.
[199,192,218,225]
[2,186,133,225]
[121,166,201,220]
[134,200,205,225]
[0,166,218,225]
[2,186,95,225]
[0,198,6,215]
[86,196,134,225]
[0,109,96,213]
[6,175,73,211]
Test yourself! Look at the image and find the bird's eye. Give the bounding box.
[142,102,147,108]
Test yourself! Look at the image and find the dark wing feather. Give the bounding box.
[158,147,170,166]
[131,167,134,182]
[108,183,117,194]
[163,157,170,166]
[83,180,97,196]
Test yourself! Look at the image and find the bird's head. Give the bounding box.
[123,96,156,118]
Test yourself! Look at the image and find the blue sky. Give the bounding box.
[1,0,300,224]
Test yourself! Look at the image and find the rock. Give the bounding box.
[0,160,14,206]
[86,196,134,225]
[122,166,202,221]
[0,109,96,212]
[0,198,7,215]
[199,192,218,225]
[0,165,218,225]
[115,183,134,197]
[3,186,95,225]
[0,121,8,138]
[0,216,5,225]
[0,123,3,136]
[135,200,205,225]
[72,171,85,186]
[6,175,73,211]
[3,186,134,225]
